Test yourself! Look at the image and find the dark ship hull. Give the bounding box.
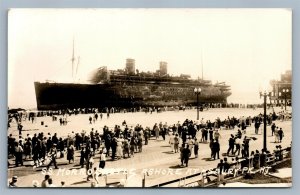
[34,58,231,110]
[34,81,231,110]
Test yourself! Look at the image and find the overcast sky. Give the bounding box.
[8,9,291,109]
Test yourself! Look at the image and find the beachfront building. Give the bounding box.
[270,70,292,106]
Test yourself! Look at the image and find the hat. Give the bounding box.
[12,176,18,181]
[53,143,57,146]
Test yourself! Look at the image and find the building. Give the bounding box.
[270,70,292,106]
[125,58,135,74]
[159,61,168,75]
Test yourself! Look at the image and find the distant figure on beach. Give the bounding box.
[17,123,23,135]
[89,116,92,124]
[154,124,159,140]
[278,128,284,143]
[271,123,276,136]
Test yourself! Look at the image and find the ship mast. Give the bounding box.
[76,56,80,81]
[201,50,204,80]
[71,38,75,80]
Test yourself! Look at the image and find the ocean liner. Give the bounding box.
[34,59,231,110]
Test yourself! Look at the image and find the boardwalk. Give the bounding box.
[7,108,292,187]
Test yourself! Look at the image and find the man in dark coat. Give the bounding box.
[278,128,284,143]
[217,159,224,175]
[271,123,276,136]
[111,137,117,160]
[212,139,220,160]
[80,147,85,168]
[254,121,260,134]
[227,134,235,156]
[14,142,23,167]
[104,133,111,157]
[182,144,191,167]
[144,128,150,145]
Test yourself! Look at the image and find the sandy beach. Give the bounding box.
[7,107,292,187]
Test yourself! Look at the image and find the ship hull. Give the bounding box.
[34,82,231,110]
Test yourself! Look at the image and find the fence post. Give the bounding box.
[142,173,145,187]
[258,155,261,169]
[105,175,107,186]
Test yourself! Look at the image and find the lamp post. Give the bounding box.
[282,89,289,111]
[259,91,271,152]
[194,87,201,120]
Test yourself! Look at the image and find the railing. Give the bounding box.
[149,147,291,187]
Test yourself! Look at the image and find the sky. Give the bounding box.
[8,9,292,109]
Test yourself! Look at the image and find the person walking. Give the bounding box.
[227,134,235,156]
[182,144,191,167]
[194,138,199,158]
[116,137,124,159]
[216,159,224,175]
[86,154,94,181]
[243,137,250,157]
[161,127,166,141]
[99,150,106,169]
[254,121,260,134]
[67,143,75,164]
[214,130,221,142]
[209,128,214,141]
[274,127,280,143]
[14,142,23,167]
[174,134,180,153]
[144,128,150,145]
[129,136,136,157]
[104,133,111,157]
[271,123,276,136]
[234,137,241,156]
[187,136,194,153]
[169,133,175,152]
[111,137,117,160]
[278,128,284,143]
[47,144,58,169]
[123,138,130,158]
[80,147,85,168]
[137,134,143,152]
[212,139,220,160]
[154,124,160,140]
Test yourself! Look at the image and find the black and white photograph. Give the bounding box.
[7,8,292,188]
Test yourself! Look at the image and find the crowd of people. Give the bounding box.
[7,107,291,187]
